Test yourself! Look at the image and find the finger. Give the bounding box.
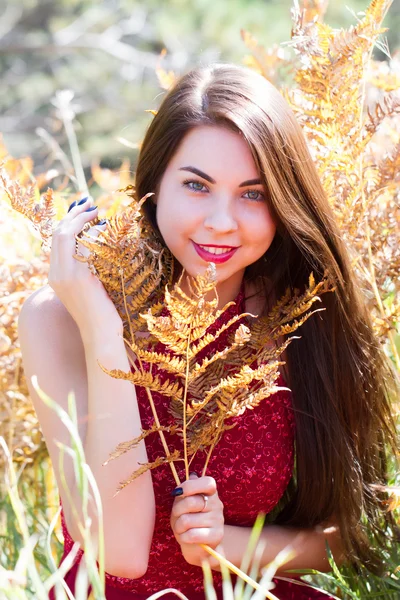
[179,526,224,546]
[172,494,210,519]
[67,195,92,214]
[51,197,99,269]
[178,476,217,498]
[76,221,108,258]
[174,512,218,536]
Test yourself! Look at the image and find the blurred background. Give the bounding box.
[1,0,399,179]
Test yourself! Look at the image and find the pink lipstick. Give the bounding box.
[192,241,239,264]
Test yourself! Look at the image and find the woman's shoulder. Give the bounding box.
[20,283,83,352]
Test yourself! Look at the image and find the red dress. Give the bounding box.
[50,282,333,600]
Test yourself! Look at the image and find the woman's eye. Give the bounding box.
[244,189,264,202]
[182,179,264,202]
[182,179,207,192]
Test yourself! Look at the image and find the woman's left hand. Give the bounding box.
[170,473,225,567]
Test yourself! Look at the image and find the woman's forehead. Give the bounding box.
[166,125,261,180]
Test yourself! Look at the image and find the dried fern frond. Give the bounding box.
[276,0,400,366]
[241,29,290,83]
[139,267,254,359]
[0,166,56,252]
[222,271,334,373]
[203,362,285,409]
[114,450,182,496]
[0,259,49,469]
[300,0,329,24]
[123,337,187,376]
[243,1,400,367]
[103,423,179,466]
[73,186,174,342]
[97,362,184,400]
[187,364,284,457]
[106,262,331,486]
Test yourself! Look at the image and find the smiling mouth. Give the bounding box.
[192,241,239,264]
[195,242,239,253]
[196,244,236,255]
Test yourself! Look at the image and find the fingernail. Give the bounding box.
[68,201,77,213]
[189,472,198,477]
[97,219,107,225]
[77,197,89,206]
[171,487,183,497]
[85,205,98,212]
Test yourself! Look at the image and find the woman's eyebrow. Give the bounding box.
[178,166,261,187]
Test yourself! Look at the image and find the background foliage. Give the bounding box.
[1,0,399,172]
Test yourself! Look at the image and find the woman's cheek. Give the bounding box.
[249,212,276,254]
[156,202,182,243]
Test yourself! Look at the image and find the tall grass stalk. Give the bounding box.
[1,436,51,600]
[0,376,107,599]
[30,376,106,600]
[51,90,88,197]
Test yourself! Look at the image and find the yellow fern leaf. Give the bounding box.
[103,423,179,465]
[97,362,183,399]
[114,450,181,496]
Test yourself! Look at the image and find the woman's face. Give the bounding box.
[155,125,276,298]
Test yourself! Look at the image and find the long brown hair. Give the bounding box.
[134,63,399,572]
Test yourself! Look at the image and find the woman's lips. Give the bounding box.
[192,241,239,264]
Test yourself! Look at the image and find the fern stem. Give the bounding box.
[201,442,216,478]
[188,453,196,469]
[183,330,191,482]
[121,268,134,353]
[121,269,181,486]
[186,406,205,429]
[144,383,181,486]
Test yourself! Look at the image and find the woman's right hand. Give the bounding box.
[48,196,123,341]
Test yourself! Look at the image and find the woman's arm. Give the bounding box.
[78,329,156,578]
[170,475,345,574]
[18,290,155,580]
[212,520,345,574]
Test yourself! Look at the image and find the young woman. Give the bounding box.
[19,63,399,600]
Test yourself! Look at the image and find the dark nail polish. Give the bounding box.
[98,219,107,225]
[68,201,77,213]
[171,487,183,497]
[77,197,89,206]
[85,205,98,212]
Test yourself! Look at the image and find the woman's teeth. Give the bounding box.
[197,245,234,255]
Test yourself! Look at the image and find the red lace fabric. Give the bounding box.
[50,282,332,600]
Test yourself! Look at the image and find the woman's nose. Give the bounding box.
[203,203,238,233]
